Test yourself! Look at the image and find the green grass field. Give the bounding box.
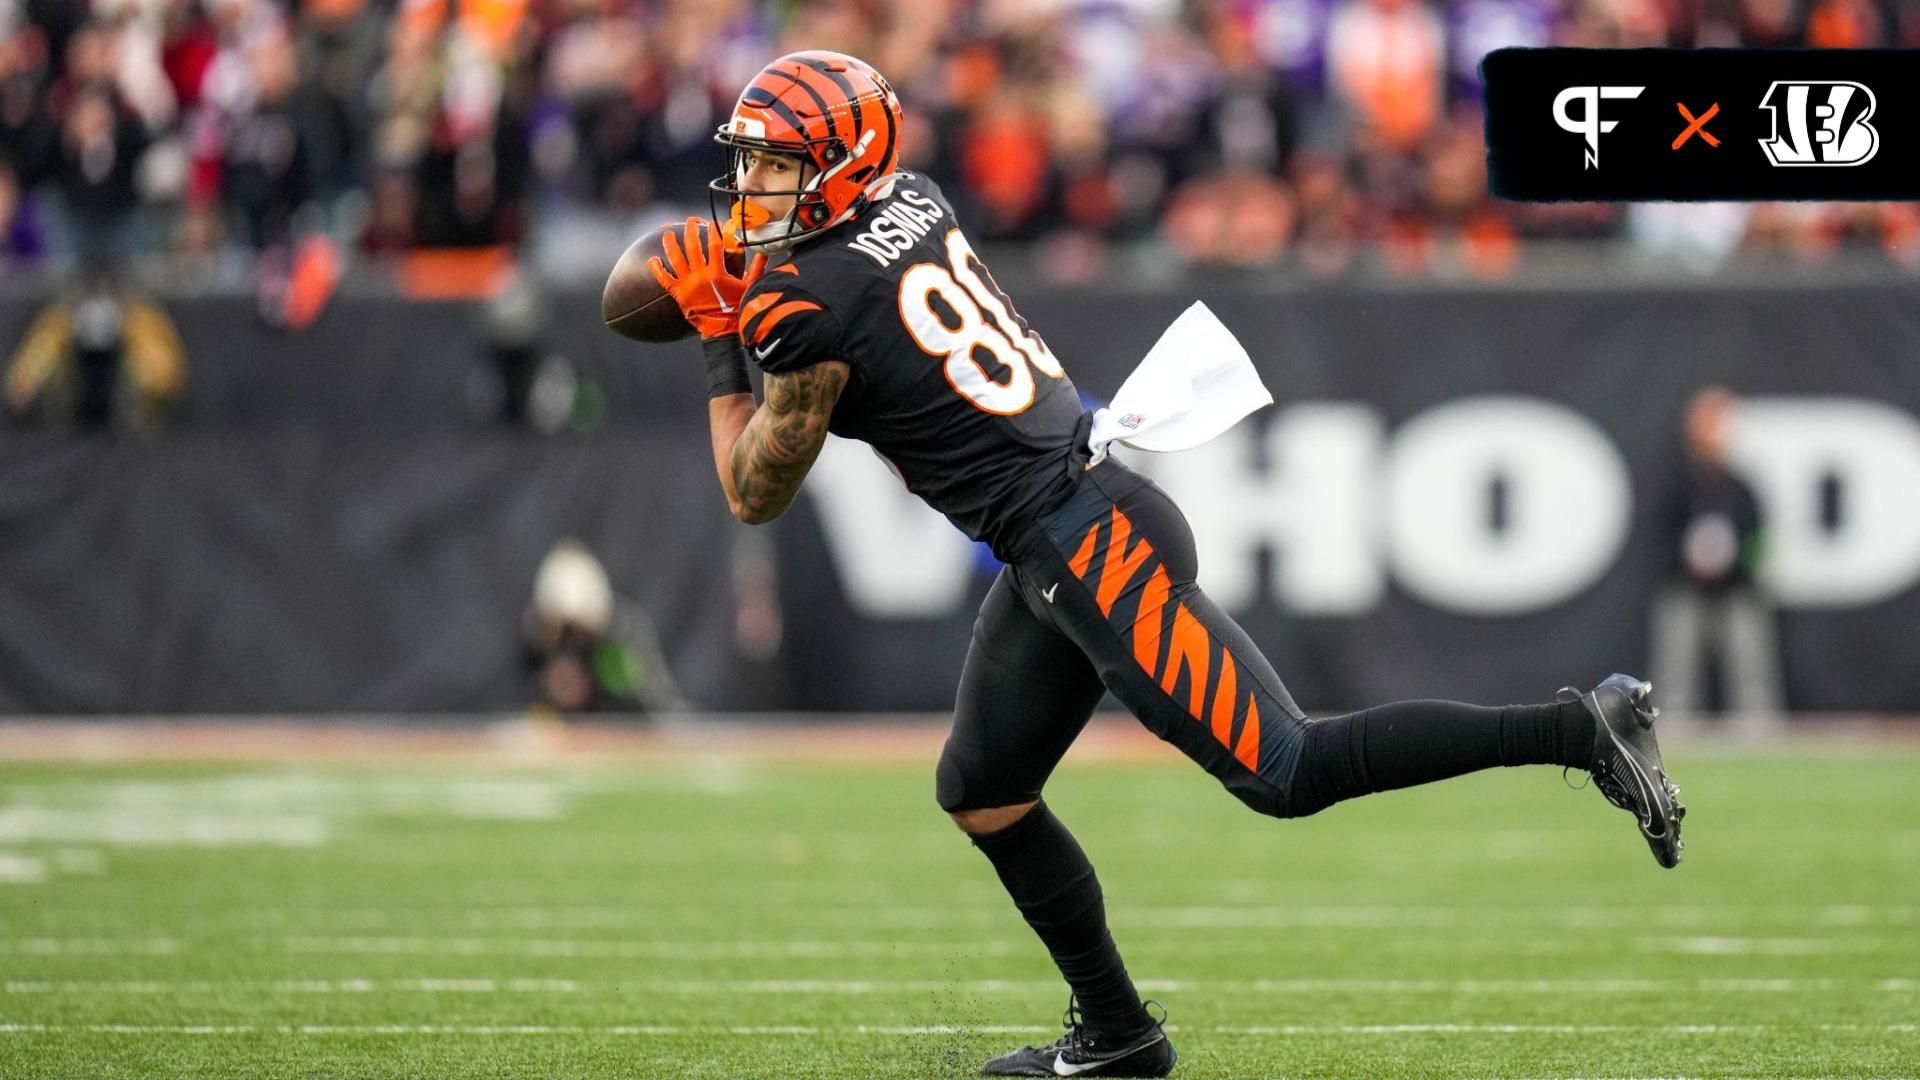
[2,738,1917,1079]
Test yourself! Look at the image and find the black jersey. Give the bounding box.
[737,172,1086,554]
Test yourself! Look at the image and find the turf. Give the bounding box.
[1,743,1916,1079]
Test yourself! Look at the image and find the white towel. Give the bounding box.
[1086,301,1274,466]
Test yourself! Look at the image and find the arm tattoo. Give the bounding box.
[730,360,849,523]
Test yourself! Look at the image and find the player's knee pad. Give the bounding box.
[938,736,1043,814]
[934,741,974,813]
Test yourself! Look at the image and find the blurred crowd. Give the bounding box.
[3,0,1919,289]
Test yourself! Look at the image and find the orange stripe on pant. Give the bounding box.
[1159,602,1211,720]
[1234,696,1260,771]
[1098,507,1152,614]
[1067,521,1099,581]
[1095,508,1155,618]
[1210,656,1238,747]
[1131,567,1170,678]
[1076,501,1264,775]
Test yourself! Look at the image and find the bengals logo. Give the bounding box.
[1758,81,1879,167]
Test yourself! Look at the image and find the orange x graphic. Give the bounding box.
[1673,102,1721,149]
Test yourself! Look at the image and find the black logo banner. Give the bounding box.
[1483,48,1920,200]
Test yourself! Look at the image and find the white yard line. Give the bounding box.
[0,1022,1913,1037]
[2,932,1907,960]
[274,936,1032,958]
[0,854,48,884]
[228,903,1920,930]
[5,932,1913,962]
[264,933,1916,957]
[0,938,181,955]
[3,977,1915,995]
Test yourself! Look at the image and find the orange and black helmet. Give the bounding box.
[710,51,903,249]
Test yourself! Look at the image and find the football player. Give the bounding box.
[648,50,1686,1079]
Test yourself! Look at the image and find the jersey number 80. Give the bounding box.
[898,229,1065,415]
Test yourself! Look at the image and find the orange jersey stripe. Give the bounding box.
[751,299,823,344]
[739,291,784,328]
[1095,509,1154,617]
[1132,566,1171,679]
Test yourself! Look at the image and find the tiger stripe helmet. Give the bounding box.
[710,51,903,249]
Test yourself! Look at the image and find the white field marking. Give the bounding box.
[277,936,1033,959]
[50,848,106,874]
[1655,937,1873,956]
[0,849,99,884]
[236,903,1920,930]
[0,1022,1913,1038]
[0,938,181,955]
[0,853,48,884]
[0,773,602,853]
[11,774,588,820]
[18,931,1914,963]
[0,807,328,847]
[5,976,1914,997]
[1116,905,1920,930]
[660,754,755,796]
[265,932,1919,962]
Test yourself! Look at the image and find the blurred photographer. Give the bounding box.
[522,538,683,716]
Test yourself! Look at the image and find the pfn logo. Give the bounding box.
[1553,86,1644,169]
[1758,81,1879,166]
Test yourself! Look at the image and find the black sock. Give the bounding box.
[968,801,1149,1036]
[1292,698,1595,812]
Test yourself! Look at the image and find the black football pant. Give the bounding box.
[937,459,1591,817]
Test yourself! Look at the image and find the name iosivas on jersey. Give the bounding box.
[844,181,947,266]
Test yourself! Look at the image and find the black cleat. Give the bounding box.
[1560,674,1687,869]
[982,999,1177,1077]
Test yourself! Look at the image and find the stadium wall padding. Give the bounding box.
[3,281,1918,714]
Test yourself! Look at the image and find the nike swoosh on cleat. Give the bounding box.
[1052,1033,1164,1076]
[755,338,783,360]
[1588,690,1667,834]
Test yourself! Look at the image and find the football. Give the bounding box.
[602,220,744,343]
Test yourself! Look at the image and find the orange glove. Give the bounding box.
[648,217,767,340]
